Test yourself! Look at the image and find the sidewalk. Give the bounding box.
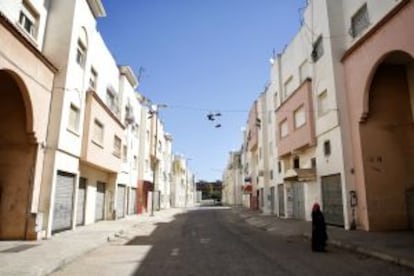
[0,208,185,276]
[232,207,414,270]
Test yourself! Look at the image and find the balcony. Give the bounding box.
[276,79,316,157]
[81,90,125,172]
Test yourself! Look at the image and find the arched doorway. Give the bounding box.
[0,70,36,240]
[360,51,414,230]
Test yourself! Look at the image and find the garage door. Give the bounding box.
[278,184,285,217]
[128,187,137,215]
[292,182,305,219]
[116,184,126,218]
[321,174,344,226]
[95,182,105,221]
[52,171,75,233]
[76,178,86,226]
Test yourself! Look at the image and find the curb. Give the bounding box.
[302,233,414,270]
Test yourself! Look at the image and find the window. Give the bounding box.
[113,136,121,157]
[294,105,306,128]
[92,119,104,145]
[284,76,294,98]
[76,40,87,68]
[68,104,80,132]
[268,110,272,124]
[351,4,369,38]
[299,60,309,83]
[293,156,300,169]
[106,88,119,116]
[270,170,274,180]
[123,145,128,162]
[280,119,288,138]
[324,140,331,156]
[278,161,282,173]
[311,158,317,168]
[259,147,262,160]
[318,90,329,116]
[311,36,324,62]
[89,68,98,89]
[19,1,38,38]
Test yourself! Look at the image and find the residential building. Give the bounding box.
[222,151,243,206]
[0,0,56,239]
[236,0,414,232]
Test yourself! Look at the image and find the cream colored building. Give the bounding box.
[0,0,56,240]
[222,151,243,206]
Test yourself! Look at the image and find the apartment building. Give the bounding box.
[171,155,191,208]
[0,0,56,240]
[222,151,243,206]
[235,0,414,231]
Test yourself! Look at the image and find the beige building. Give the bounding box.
[0,1,56,239]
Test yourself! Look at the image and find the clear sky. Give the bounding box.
[98,0,305,181]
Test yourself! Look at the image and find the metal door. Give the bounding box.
[95,182,105,221]
[52,171,75,233]
[76,177,86,226]
[270,187,275,214]
[278,184,285,217]
[116,184,126,218]
[128,187,137,214]
[321,174,344,226]
[292,182,305,219]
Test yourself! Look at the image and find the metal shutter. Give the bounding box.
[292,182,305,219]
[322,174,344,226]
[52,172,75,233]
[116,184,126,218]
[76,178,86,226]
[128,188,137,215]
[278,184,285,217]
[270,187,275,215]
[95,182,105,221]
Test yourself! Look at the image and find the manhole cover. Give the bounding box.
[0,244,39,253]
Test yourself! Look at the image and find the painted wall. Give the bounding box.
[342,1,414,230]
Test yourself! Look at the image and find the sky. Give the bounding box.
[98,0,305,181]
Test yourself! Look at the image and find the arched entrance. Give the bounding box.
[360,51,414,230]
[0,70,36,240]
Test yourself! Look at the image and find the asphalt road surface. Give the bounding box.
[52,207,413,276]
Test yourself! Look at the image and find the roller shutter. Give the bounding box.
[116,184,126,218]
[321,174,344,226]
[76,178,86,226]
[52,171,75,233]
[95,182,105,221]
[128,187,137,215]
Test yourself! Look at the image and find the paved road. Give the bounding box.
[52,207,413,276]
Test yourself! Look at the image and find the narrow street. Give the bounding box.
[52,207,412,276]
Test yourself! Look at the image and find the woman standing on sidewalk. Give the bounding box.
[311,203,328,252]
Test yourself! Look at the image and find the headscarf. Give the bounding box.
[312,203,320,212]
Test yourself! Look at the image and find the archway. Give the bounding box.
[0,70,36,239]
[360,51,414,230]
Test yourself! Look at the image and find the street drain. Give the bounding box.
[0,244,39,253]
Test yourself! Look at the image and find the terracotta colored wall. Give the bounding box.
[276,80,316,157]
[342,1,414,230]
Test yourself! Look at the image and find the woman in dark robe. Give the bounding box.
[311,203,328,252]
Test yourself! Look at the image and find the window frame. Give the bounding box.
[294,105,306,129]
[67,103,80,133]
[92,119,104,146]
